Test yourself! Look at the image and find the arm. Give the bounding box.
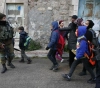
[75,41,87,60]
[47,31,58,48]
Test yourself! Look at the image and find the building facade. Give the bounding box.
[0,0,100,48]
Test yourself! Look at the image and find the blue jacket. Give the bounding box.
[47,21,59,50]
[19,31,27,50]
[76,26,89,60]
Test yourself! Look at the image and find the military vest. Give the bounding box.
[0,25,14,40]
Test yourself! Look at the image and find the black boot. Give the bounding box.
[8,60,15,68]
[27,59,32,64]
[1,64,7,73]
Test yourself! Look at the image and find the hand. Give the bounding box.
[46,47,49,50]
[0,44,5,49]
[74,57,77,60]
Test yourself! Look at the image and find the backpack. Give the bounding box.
[89,29,99,48]
[55,30,65,56]
[80,38,96,66]
[24,35,31,49]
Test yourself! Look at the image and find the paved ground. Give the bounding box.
[0,58,95,88]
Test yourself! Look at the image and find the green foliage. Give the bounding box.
[64,44,69,52]
[26,39,42,51]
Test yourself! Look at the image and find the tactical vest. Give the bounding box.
[0,25,14,40]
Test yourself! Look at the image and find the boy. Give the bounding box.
[18,26,32,64]
[62,26,96,83]
[46,21,59,71]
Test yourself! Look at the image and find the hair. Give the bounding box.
[59,20,63,25]
[18,26,24,31]
[0,13,6,20]
[87,20,94,29]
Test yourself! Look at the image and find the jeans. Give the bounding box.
[47,49,58,65]
[68,58,95,79]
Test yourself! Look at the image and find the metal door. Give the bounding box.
[78,0,100,30]
[6,4,24,38]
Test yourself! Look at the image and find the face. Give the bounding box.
[18,29,22,33]
[50,25,53,30]
[71,18,76,23]
[1,17,6,21]
[84,21,89,27]
[59,22,64,28]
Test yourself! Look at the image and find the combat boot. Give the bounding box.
[1,64,7,73]
[7,60,15,68]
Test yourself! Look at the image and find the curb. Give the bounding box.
[14,50,69,58]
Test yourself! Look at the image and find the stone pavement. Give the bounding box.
[0,58,95,88]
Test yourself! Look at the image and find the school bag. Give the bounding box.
[24,35,31,49]
[55,30,65,56]
[89,29,99,48]
[80,38,96,66]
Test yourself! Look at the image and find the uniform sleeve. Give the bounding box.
[48,31,58,48]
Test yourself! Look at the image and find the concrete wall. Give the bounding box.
[28,0,79,48]
[0,0,79,48]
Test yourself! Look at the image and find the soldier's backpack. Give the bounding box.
[24,35,31,49]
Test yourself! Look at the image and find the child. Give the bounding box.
[55,20,65,63]
[62,26,96,84]
[18,26,32,64]
[46,21,59,71]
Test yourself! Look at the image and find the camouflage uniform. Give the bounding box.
[0,20,15,72]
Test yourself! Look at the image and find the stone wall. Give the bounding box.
[28,0,74,48]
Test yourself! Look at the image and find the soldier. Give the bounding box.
[0,13,15,74]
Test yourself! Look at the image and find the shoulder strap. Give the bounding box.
[89,29,96,38]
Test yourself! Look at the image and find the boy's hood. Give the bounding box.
[78,26,87,37]
[20,31,27,35]
[51,21,59,31]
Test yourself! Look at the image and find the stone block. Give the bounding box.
[71,0,79,5]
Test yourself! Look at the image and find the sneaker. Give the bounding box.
[49,65,55,70]
[19,59,25,63]
[61,59,64,63]
[78,72,87,76]
[53,65,59,72]
[62,74,71,81]
[27,59,32,64]
[87,78,96,84]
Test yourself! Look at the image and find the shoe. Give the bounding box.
[49,65,55,70]
[53,65,59,72]
[78,72,87,76]
[87,78,96,84]
[62,74,71,81]
[61,59,64,63]
[1,64,7,73]
[19,59,25,63]
[27,59,32,64]
[9,63,15,68]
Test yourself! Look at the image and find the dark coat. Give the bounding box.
[59,22,77,50]
[19,31,27,50]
